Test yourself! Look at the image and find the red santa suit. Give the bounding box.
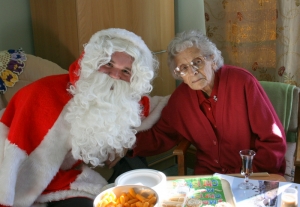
[0,67,169,207]
[0,28,159,207]
[0,66,165,207]
[0,67,107,207]
[132,65,287,176]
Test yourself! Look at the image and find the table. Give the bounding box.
[164,173,294,207]
[167,173,286,182]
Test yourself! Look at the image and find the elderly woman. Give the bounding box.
[128,30,286,175]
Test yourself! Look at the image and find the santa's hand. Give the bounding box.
[105,148,129,169]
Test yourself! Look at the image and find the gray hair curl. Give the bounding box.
[167,30,224,80]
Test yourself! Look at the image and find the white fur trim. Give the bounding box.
[0,104,72,207]
[36,190,95,203]
[70,165,107,193]
[0,121,8,165]
[0,101,108,206]
[0,138,27,206]
[135,95,170,132]
[89,28,152,64]
[12,108,71,207]
[36,165,107,203]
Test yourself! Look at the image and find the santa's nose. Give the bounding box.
[108,68,121,79]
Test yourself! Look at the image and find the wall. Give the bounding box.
[0,0,205,56]
[174,0,206,86]
[175,0,206,34]
[0,0,34,54]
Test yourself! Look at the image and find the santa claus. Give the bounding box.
[0,28,160,207]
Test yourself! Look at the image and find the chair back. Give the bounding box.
[259,81,300,182]
[0,49,68,111]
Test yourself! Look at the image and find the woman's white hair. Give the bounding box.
[167,29,224,80]
[79,28,159,97]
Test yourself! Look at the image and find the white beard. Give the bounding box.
[65,72,141,167]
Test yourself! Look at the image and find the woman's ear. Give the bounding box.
[211,60,217,70]
[208,54,216,69]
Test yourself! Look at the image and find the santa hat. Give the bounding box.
[89,28,153,62]
[69,28,156,95]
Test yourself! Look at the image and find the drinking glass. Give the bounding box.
[238,149,256,190]
[280,187,298,207]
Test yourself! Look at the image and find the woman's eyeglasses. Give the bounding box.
[174,56,206,77]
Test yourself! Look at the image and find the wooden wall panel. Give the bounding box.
[30,0,79,69]
[31,0,175,96]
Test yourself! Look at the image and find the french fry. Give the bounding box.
[148,196,157,205]
[124,193,130,202]
[127,192,134,200]
[135,201,143,207]
[147,193,154,199]
[142,202,149,207]
[97,199,108,207]
[120,195,126,204]
[136,194,147,202]
[127,199,139,205]
[107,201,117,207]
[129,188,137,197]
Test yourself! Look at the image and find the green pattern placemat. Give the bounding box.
[161,176,232,207]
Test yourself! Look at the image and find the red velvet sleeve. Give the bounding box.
[132,105,183,157]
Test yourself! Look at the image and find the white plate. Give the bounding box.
[115,169,166,194]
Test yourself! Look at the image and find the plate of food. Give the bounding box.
[94,184,160,207]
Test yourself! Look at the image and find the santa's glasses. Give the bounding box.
[174,56,206,77]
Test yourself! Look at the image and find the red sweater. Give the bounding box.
[133,65,286,175]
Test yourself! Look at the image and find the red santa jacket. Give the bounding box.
[0,73,109,207]
[0,65,169,207]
